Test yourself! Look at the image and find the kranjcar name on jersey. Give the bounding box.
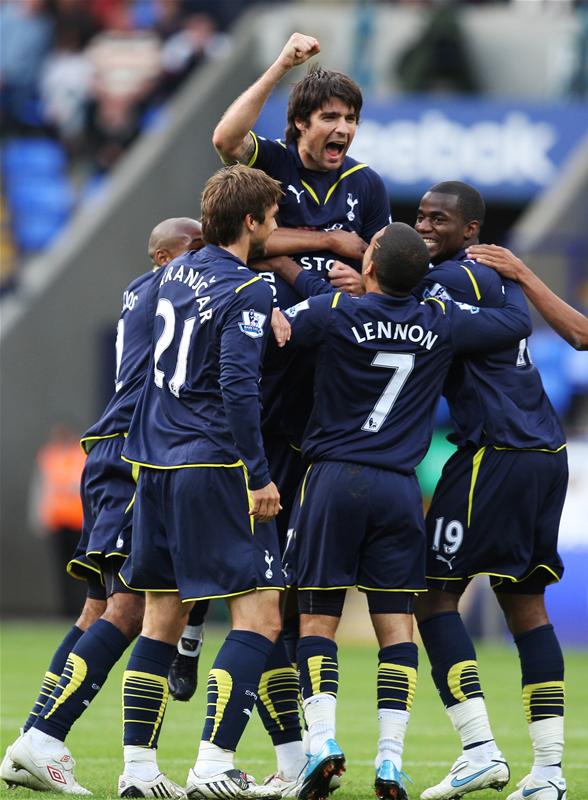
[122,245,274,490]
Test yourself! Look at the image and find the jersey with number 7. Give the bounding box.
[285,283,531,473]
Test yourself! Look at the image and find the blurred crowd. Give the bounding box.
[0,0,241,169]
[0,0,269,290]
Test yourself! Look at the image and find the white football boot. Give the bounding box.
[421,753,509,800]
[263,771,306,798]
[506,774,566,800]
[0,735,47,791]
[118,772,187,797]
[187,767,281,798]
[10,732,91,795]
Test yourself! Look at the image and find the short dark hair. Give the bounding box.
[201,165,283,246]
[285,64,363,144]
[428,181,486,226]
[373,222,430,295]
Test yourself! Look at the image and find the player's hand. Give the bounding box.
[326,230,368,261]
[465,244,525,280]
[328,262,364,295]
[276,33,320,71]
[271,308,291,347]
[249,481,281,522]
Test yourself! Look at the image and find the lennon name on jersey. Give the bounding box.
[351,319,439,350]
[159,262,215,323]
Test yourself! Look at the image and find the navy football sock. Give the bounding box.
[282,613,300,666]
[188,599,210,628]
[516,624,564,723]
[34,620,129,741]
[256,634,302,746]
[419,611,484,709]
[296,636,339,702]
[377,642,418,712]
[201,630,274,751]
[23,625,84,733]
[123,636,177,747]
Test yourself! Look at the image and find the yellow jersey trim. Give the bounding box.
[299,464,313,507]
[80,432,123,454]
[300,164,369,206]
[426,564,561,585]
[117,570,283,599]
[424,296,446,313]
[492,444,567,454]
[235,275,262,294]
[247,131,259,167]
[298,584,425,592]
[331,291,342,308]
[288,442,302,453]
[300,180,319,205]
[121,457,244,470]
[324,163,368,203]
[357,585,425,593]
[67,559,102,578]
[461,265,481,301]
[467,446,486,527]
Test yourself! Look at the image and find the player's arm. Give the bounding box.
[466,244,588,350]
[284,294,334,347]
[250,253,334,299]
[447,279,532,354]
[328,262,364,295]
[212,33,320,164]
[219,281,278,519]
[265,227,368,261]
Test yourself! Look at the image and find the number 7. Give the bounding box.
[361,352,415,433]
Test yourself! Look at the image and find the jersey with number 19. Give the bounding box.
[121,245,283,600]
[282,286,530,593]
[420,252,567,591]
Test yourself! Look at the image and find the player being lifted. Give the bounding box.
[413,183,569,800]
[208,35,392,794]
[117,165,286,799]
[280,222,532,800]
[3,219,204,795]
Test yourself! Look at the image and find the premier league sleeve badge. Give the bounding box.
[238,309,267,338]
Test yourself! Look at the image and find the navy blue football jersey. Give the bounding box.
[122,245,274,489]
[250,134,391,309]
[81,268,160,451]
[421,250,565,450]
[286,284,531,473]
[252,134,391,445]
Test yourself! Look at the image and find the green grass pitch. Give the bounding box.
[1,622,586,799]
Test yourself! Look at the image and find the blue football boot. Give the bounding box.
[298,739,345,800]
[375,760,411,800]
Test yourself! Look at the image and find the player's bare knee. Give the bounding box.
[299,613,339,640]
[496,592,549,637]
[75,597,107,630]
[414,588,459,622]
[103,592,145,640]
[230,590,282,641]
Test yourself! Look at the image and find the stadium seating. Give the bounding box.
[1,137,74,253]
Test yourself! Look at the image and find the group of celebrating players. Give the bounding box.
[3,31,586,800]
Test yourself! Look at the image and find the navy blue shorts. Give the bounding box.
[425,446,567,592]
[69,436,135,582]
[284,460,426,594]
[120,465,284,600]
[265,435,309,550]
